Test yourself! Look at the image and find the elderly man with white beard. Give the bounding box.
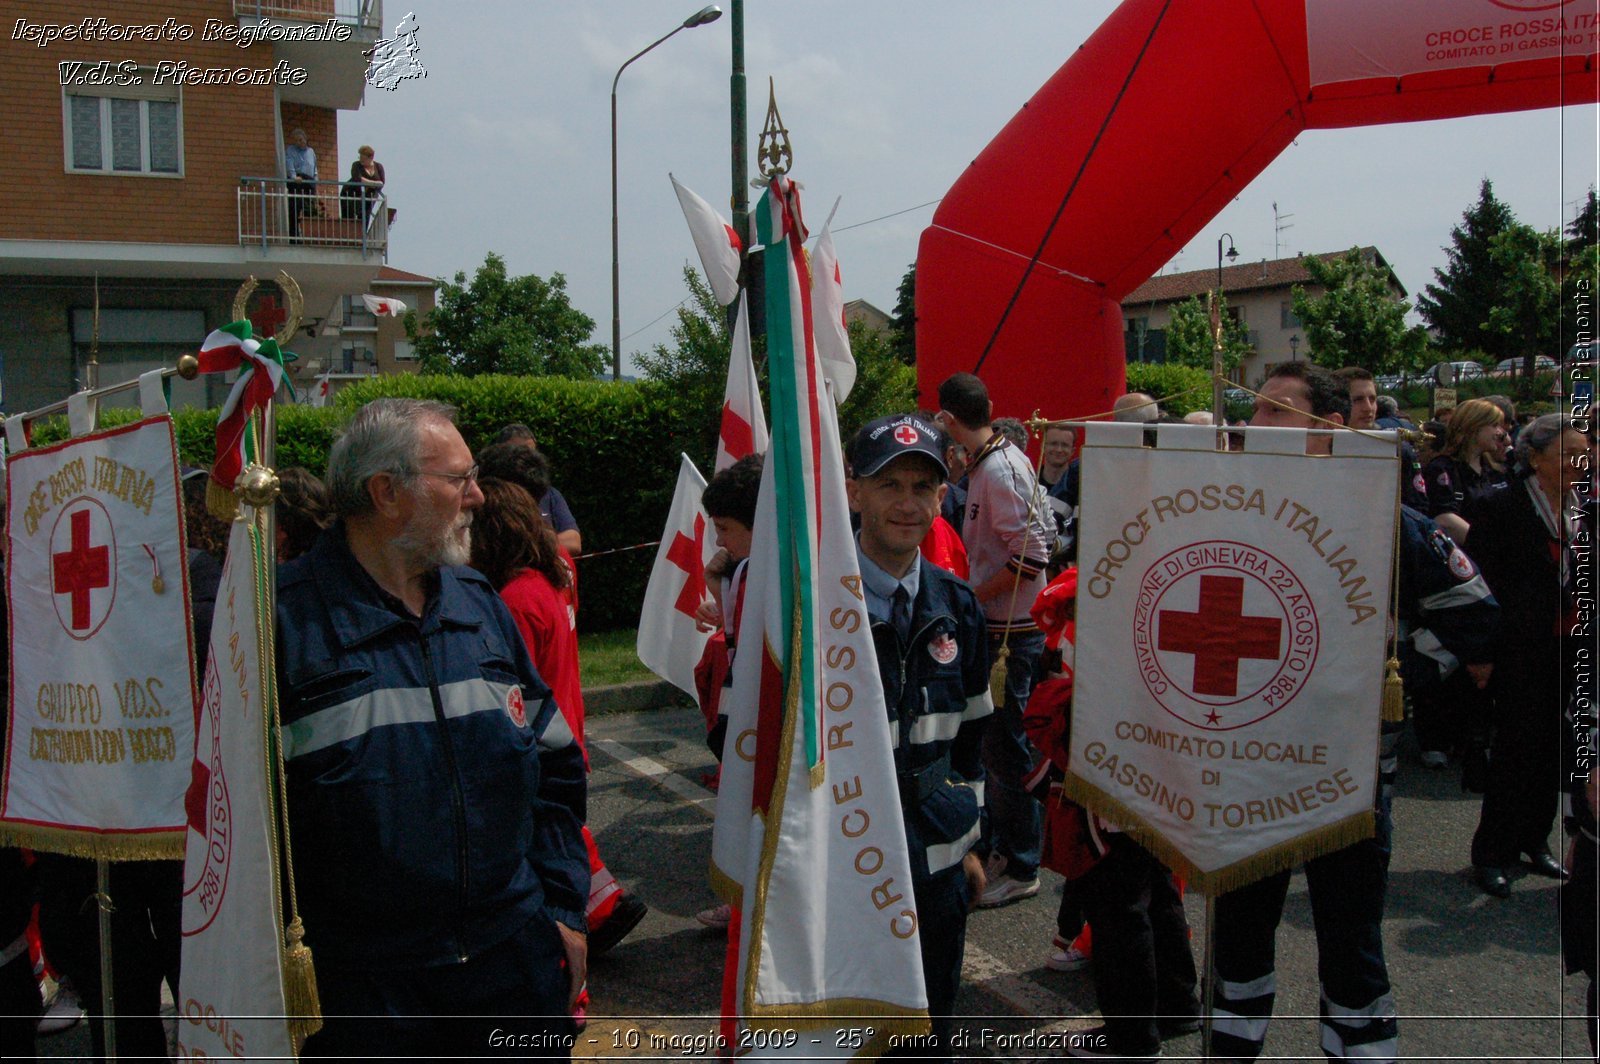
[275,398,590,1059]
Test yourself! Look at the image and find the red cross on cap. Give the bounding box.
[893,424,919,446]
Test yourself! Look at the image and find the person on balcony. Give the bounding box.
[284,128,317,239]
[341,144,386,223]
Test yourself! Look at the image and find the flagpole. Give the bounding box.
[94,862,118,1061]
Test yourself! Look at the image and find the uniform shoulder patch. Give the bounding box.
[506,686,528,728]
[929,632,959,665]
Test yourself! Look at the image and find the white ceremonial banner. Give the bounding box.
[1068,422,1397,891]
[636,453,715,701]
[715,293,769,473]
[712,176,926,1056]
[1,416,197,858]
[178,514,295,1060]
[1306,0,1598,87]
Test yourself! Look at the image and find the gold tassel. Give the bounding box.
[281,916,323,1042]
[989,644,1010,708]
[1381,656,1406,723]
[206,478,238,522]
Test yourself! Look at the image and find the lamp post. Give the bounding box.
[1289,333,1300,363]
[1212,233,1239,422]
[611,4,723,381]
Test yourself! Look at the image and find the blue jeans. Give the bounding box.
[1211,800,1396,1062]
[982,628,1045,880]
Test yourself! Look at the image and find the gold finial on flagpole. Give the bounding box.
[757,76,792,178]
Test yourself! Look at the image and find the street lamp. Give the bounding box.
[1289,333,1300,363]
[611,4,723,381]
[1212,233,1239,420]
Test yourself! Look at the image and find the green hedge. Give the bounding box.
[1123,363,1214,418]
[22,370,912,630]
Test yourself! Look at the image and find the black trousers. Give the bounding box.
[302,914,575,1060]
[1472,648,1562,867]
[34,855,182,1061]
[1077,835,1198,1056]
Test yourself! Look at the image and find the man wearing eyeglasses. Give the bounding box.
[275,398,589,1058]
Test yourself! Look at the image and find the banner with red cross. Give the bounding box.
[2,416,198,859]
[1067,421,1397,891]
[636,453,715,701]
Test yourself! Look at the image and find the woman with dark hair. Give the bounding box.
[1422,398,1510,543]
[469,479,647,980]
[1463,414,1594,898]
[274,466,333,563]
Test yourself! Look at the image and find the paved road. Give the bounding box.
[36,700,1595,1061]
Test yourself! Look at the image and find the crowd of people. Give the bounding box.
[0,366,1593,1061]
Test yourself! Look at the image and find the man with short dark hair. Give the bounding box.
[279,398,588,1058]
[495,423,582,554]
[848,413,991,1058]
[935,373,1052,907]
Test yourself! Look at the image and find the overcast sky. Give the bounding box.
[340,1,1598,376]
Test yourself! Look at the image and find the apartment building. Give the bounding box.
[0,0,390,415]
[1120,247,1406,386]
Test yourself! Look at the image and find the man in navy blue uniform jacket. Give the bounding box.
[278,398,589,1059]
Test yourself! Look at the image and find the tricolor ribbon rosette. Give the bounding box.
[195,321,295,490]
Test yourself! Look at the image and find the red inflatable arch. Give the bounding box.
[916,0,1600,420]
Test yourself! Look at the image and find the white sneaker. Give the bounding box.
[1046,940,1091,972]
[696,903,733,929]
[1420,750,1449,769]
[978,872,1040,908]
[37,981,85,1037]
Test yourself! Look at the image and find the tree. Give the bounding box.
[1484,223,1561,376]
[1163,294,1249,374]
[407,252,607,378]
[1291,247,1427,373]
[1416,179,1518,359]
[634,267,735,455]
[836,319,919,432]
[888,263,916,365]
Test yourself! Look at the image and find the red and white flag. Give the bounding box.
[636,454,715,700]
[712,175,927,1054]
[361,293,407,317]
[671,174,743,307]
[809,216,856,403]
[308,367,332,408]
[715,292,768,473]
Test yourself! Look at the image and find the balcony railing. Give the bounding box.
[233,0,381,29]
[238,177,388,255]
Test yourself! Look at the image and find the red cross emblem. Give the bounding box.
[894,424,919,445]
[50,500,116,638]
[248,294,287,340]
[667,513,708,617]
[1135,542,1317,730]
[1158,575,1282,697]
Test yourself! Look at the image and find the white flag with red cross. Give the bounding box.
[361,293,408,317]
[809,217,856,403]
[715,293,769,474]
[671,174,744,306]
[636,454,716,700]
[1,415,197,858]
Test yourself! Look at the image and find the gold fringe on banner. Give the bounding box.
[0,825,183,862]
[281,916,322,1042]
[205,478,238,522]
[1058,774,1375,894]
[1381,657,1406,723]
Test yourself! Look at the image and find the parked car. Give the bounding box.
[1492,356,1559,377]
[1375,374,1404,391]
[1421,361,1485,386]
